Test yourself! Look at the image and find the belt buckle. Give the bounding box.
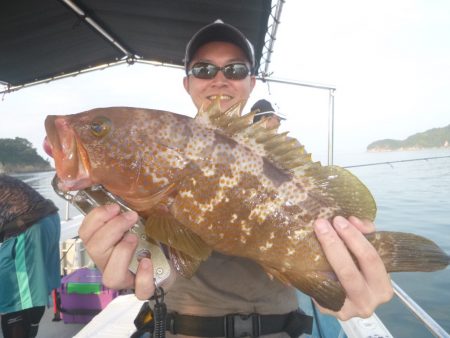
[225,313,261,338]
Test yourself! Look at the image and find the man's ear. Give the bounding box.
[183,76,189,93]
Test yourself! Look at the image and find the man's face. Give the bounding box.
[261,115,281,129]
[183,41,256,112]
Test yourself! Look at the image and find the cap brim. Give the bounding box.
[185,21,255,73]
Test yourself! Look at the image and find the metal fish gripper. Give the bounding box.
[52,175,171,287]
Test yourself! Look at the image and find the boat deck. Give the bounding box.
[0,306,84,338]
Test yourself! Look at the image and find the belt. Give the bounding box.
[166,311,313,338]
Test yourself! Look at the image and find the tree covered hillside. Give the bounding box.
[0,137,52,173]
[367,124,450,151]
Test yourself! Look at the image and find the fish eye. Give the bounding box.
[90,116,111,137]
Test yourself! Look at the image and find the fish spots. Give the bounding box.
[219,175,238,188]
[283,262,292,269]
[241,221,252,236]
[249,204,275,224]
[287,248,295,256]
[317,207,335,219]
[183,125,217,162]
[201,164,216,177]
[179,190,194,199]
[259,241,273,252]
[149,173,169,186]
[294,229,308,240]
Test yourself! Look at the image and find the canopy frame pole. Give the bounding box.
[60,0,134,58]
[260,0,286,77]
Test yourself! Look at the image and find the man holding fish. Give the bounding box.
[77,20,395,336]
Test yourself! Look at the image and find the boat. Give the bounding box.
[1,1,449,337]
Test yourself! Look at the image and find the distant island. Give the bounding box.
[0,137,53,174]
[367,124,450,152]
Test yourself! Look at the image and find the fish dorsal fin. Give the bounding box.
[195,99,314,172]
[194,98,242,129]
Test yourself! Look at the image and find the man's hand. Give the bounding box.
[313,216,394,320]
[78,204,156,299]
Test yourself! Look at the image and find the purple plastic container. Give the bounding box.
[59,268,119,324]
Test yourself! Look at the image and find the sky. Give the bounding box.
[1,0,450,165]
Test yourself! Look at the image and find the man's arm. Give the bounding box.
[313,216,394,320]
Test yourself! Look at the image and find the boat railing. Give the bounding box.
[392,281,450,338]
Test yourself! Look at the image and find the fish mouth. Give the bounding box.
[44,116,93,191]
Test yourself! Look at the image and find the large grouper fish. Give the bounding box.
[43,101,449,311]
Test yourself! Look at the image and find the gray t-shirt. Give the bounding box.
[163,251,299,337]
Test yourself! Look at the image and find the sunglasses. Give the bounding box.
[188,62,251,80]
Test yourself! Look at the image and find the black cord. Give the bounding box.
[152,287,167,338]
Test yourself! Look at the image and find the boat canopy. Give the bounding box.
[1,0,274,90]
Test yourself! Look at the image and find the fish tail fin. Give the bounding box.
[367,231,450,272]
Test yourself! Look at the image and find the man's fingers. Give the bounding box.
[332,216,391,296]
[314,218,367,294]
[135,258,156,300]
[348,216,376,234]
[315,220,369,314]
[102,233,138,290]
[81,210,138,267]
[79,204,121,240]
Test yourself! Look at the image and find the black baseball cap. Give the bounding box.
[184,19,256,75]
[251,99,286,122]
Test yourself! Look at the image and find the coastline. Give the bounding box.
[0,165,54,175]
[367,145,450,152]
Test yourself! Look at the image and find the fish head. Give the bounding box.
[43,107,188,200]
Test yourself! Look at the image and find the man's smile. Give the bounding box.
[207,95,232,101]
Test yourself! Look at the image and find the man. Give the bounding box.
[251,99,286,129]
[79,20,393,337]
[0,175,61,338]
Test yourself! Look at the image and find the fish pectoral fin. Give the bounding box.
[287,270,346,312]
[145,211,212,261]
[169,246,203,279]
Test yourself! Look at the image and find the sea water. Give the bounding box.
[11,148,450,337]
[337,148,450,337]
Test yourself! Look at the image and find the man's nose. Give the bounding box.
[210,70,229,85]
